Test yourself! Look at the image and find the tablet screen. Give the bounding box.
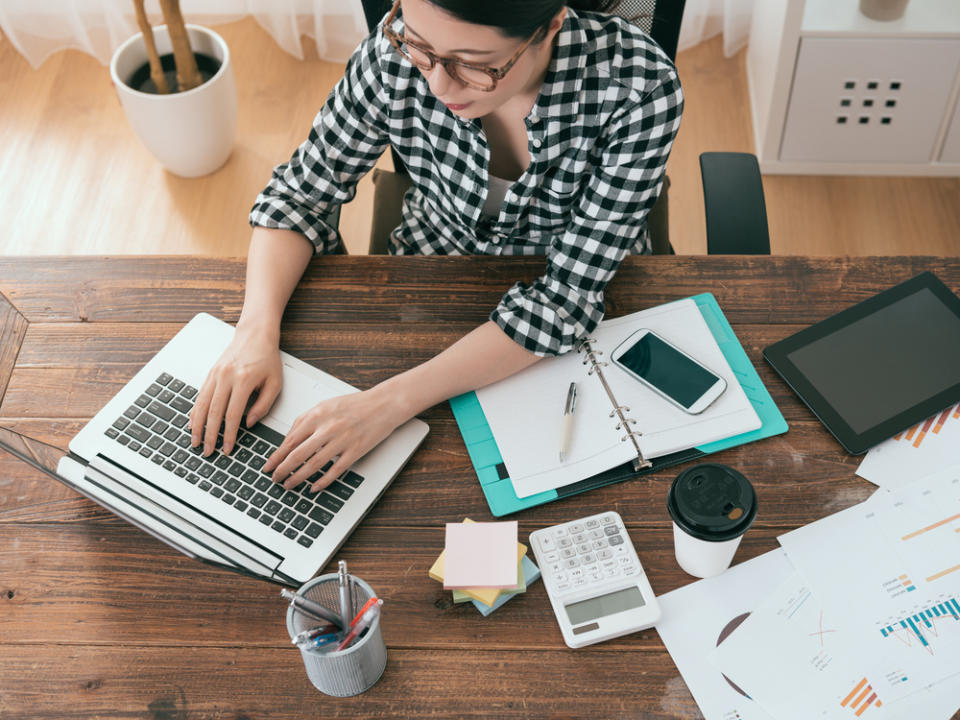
[786,288,960,434]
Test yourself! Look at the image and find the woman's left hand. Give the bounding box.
[262,386,408,492]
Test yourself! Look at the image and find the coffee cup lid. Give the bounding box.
[667,463,757,542]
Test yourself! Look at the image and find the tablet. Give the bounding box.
[763,272,960,454]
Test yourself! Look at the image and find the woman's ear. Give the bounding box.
[545,7,567,41]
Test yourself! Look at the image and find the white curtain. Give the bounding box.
[0,0,755,70]
[0,0,369,69]
[677,0,755,58]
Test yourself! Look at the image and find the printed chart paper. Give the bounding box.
[655,550,792,720]
[856,401,960,489]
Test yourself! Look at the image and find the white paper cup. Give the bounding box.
[667,463,757,579]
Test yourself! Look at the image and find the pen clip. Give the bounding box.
[564,382,577,415]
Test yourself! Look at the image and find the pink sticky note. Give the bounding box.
[442,521,519,589]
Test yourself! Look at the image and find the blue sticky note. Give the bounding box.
[472,556,541,616]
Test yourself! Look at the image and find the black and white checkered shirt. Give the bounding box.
[250,8,683,356]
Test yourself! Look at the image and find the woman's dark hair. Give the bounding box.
[425,1,623,39]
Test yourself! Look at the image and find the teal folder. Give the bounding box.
[450,293,788,516]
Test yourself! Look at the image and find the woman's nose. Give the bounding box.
[426,62,459,97]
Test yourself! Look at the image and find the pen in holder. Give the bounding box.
[285,572,386,697]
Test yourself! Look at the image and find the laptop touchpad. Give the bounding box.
[265,362,351,432]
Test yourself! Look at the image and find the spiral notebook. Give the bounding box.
[451,294,787,516]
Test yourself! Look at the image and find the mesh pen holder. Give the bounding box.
[286,573,386,697]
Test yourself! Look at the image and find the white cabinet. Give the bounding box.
[747,0,960,175]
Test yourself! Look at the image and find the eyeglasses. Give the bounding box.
[383,0,541,92]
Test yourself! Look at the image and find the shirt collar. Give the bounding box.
[530,7,587,124]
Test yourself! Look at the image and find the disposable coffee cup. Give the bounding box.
[666,463,757,578]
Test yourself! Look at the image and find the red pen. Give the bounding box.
[336,598,383,651]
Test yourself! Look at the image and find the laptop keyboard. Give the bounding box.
[102,372,365,549]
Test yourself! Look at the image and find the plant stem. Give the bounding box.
[159,0,202,92]
[133,0,168,94]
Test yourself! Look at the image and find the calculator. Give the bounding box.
[530,511,660,648]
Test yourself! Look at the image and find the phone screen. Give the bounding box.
[616,333,720,409]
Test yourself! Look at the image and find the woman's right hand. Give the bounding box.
[189,322,284,458]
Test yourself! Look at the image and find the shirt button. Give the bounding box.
[529,113,540,124]
[533,138,542,149]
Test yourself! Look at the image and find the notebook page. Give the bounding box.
[477,299,761,498]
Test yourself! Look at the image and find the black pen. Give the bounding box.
[280,589,344,629]
[559,381,577,462]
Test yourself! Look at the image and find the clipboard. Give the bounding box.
[450,293,788,516]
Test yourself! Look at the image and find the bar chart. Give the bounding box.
[879,597,960,656]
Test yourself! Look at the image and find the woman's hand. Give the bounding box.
[263,385,408,492]
[189,323,284,457]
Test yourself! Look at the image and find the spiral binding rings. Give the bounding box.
[577,337,652,471]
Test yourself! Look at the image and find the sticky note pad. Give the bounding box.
[452,543,527,605]
[442,520,518,589]
[472,556,541,617]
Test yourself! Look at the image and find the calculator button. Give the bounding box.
[604,568,619,578]
[590,571,603,582]
[569,568,584,579]
[558,537,573,548]
[592,539,608,550]
[552,527,569,539]
[623,566,638,576]
[585,519,600,529]
[588,528,605,539]
[553,573,568,583]
[604,525,620,536]
[538,535,556,552]
[577,543,591,555]
[608,534,624,546]
[569,523,585,535]
[601,559,617,570]
[549,562,563,574]
[581,553,596,565]
[572,533,587,544]
[557,582,571,591]
[565,558,580,569]
[544,551,560,562]
[618,556,633,566]
[561,548,577,559]
[597,549,613,560]
[601,515,616,525]
[573,578,588,588]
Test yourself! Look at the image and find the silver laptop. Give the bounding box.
[4,313,428,586]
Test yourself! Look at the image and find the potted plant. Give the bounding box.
[110,0,237,177]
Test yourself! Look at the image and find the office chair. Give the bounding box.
[345,0,770,256]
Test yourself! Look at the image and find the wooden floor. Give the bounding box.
[1,17,958,257]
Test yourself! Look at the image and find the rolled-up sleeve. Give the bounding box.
[492,67,683,356]
[249,33,391,253]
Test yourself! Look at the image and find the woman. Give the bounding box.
[189,0,683,491]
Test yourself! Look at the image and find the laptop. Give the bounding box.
[0,313,428,586]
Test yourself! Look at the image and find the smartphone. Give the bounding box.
[610,328,727,414]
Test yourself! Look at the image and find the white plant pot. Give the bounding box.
[110,24,237,178]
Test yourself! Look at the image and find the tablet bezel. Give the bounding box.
[762,271,960,455]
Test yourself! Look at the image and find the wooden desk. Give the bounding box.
[1,256,958,719]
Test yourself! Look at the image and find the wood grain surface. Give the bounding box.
[1,256,958,720]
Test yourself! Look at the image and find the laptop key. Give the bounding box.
[279,508,295,523]
[280,491,298,507]
[117,435,130,446]
[252,440,270,455]
[153,422,169,437]
[139,446,153,458]
[211,470,228,486]
[105,428,120,439]
[172,449,189,464]
[238,486,254,500]
[251,492,268,508]
[241,469,259,485]
[128,441,142,452]
[305,522,324,538]
[223,493,236,505]
[163,460,177,471]
[214,455,232,470]
[158,389,175,403]
[145,383,162,397]
[237,434,255,448]
[295,500,312,514]
[124,405,141,419]
[146,436,163,450]
[342,470,364,488]
[264,500,282,516]
[210,487,224,498]
[185,457,202,471]
[174,467,187,477]
[148,401,175,422]
[199,480,212,491]
[326,481,353,501]
[267,484,284,499]
[249,456,266,471]
[247,507,261,520]
[112,417,130,431]
[225,478,241,493]
[284,528,298,540]
[134,393,152,408]
[258,514,272,526]
[186,473,199,484]
[175,433,191,449]
[235,448,253,463]
[246,422,285,446]
[254,477,271,491]
[181,385,198,399]
[171,414,189,429]
[292,516,309,530]
[271,520,285,532]
[151,455,164,465]
[297,536,314,548]
[316,494,343,513]
[156,373,173,386]
[163,427,180,442]
[169,396,192,415]
[159,442,177,457]
[228,462,244,477]
[234,500,249,513]
[135,414,156,430]
[168,379,184,392]
[197,464,214,478]
[308,507,334,525]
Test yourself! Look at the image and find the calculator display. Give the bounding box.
[564,586,646,625]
